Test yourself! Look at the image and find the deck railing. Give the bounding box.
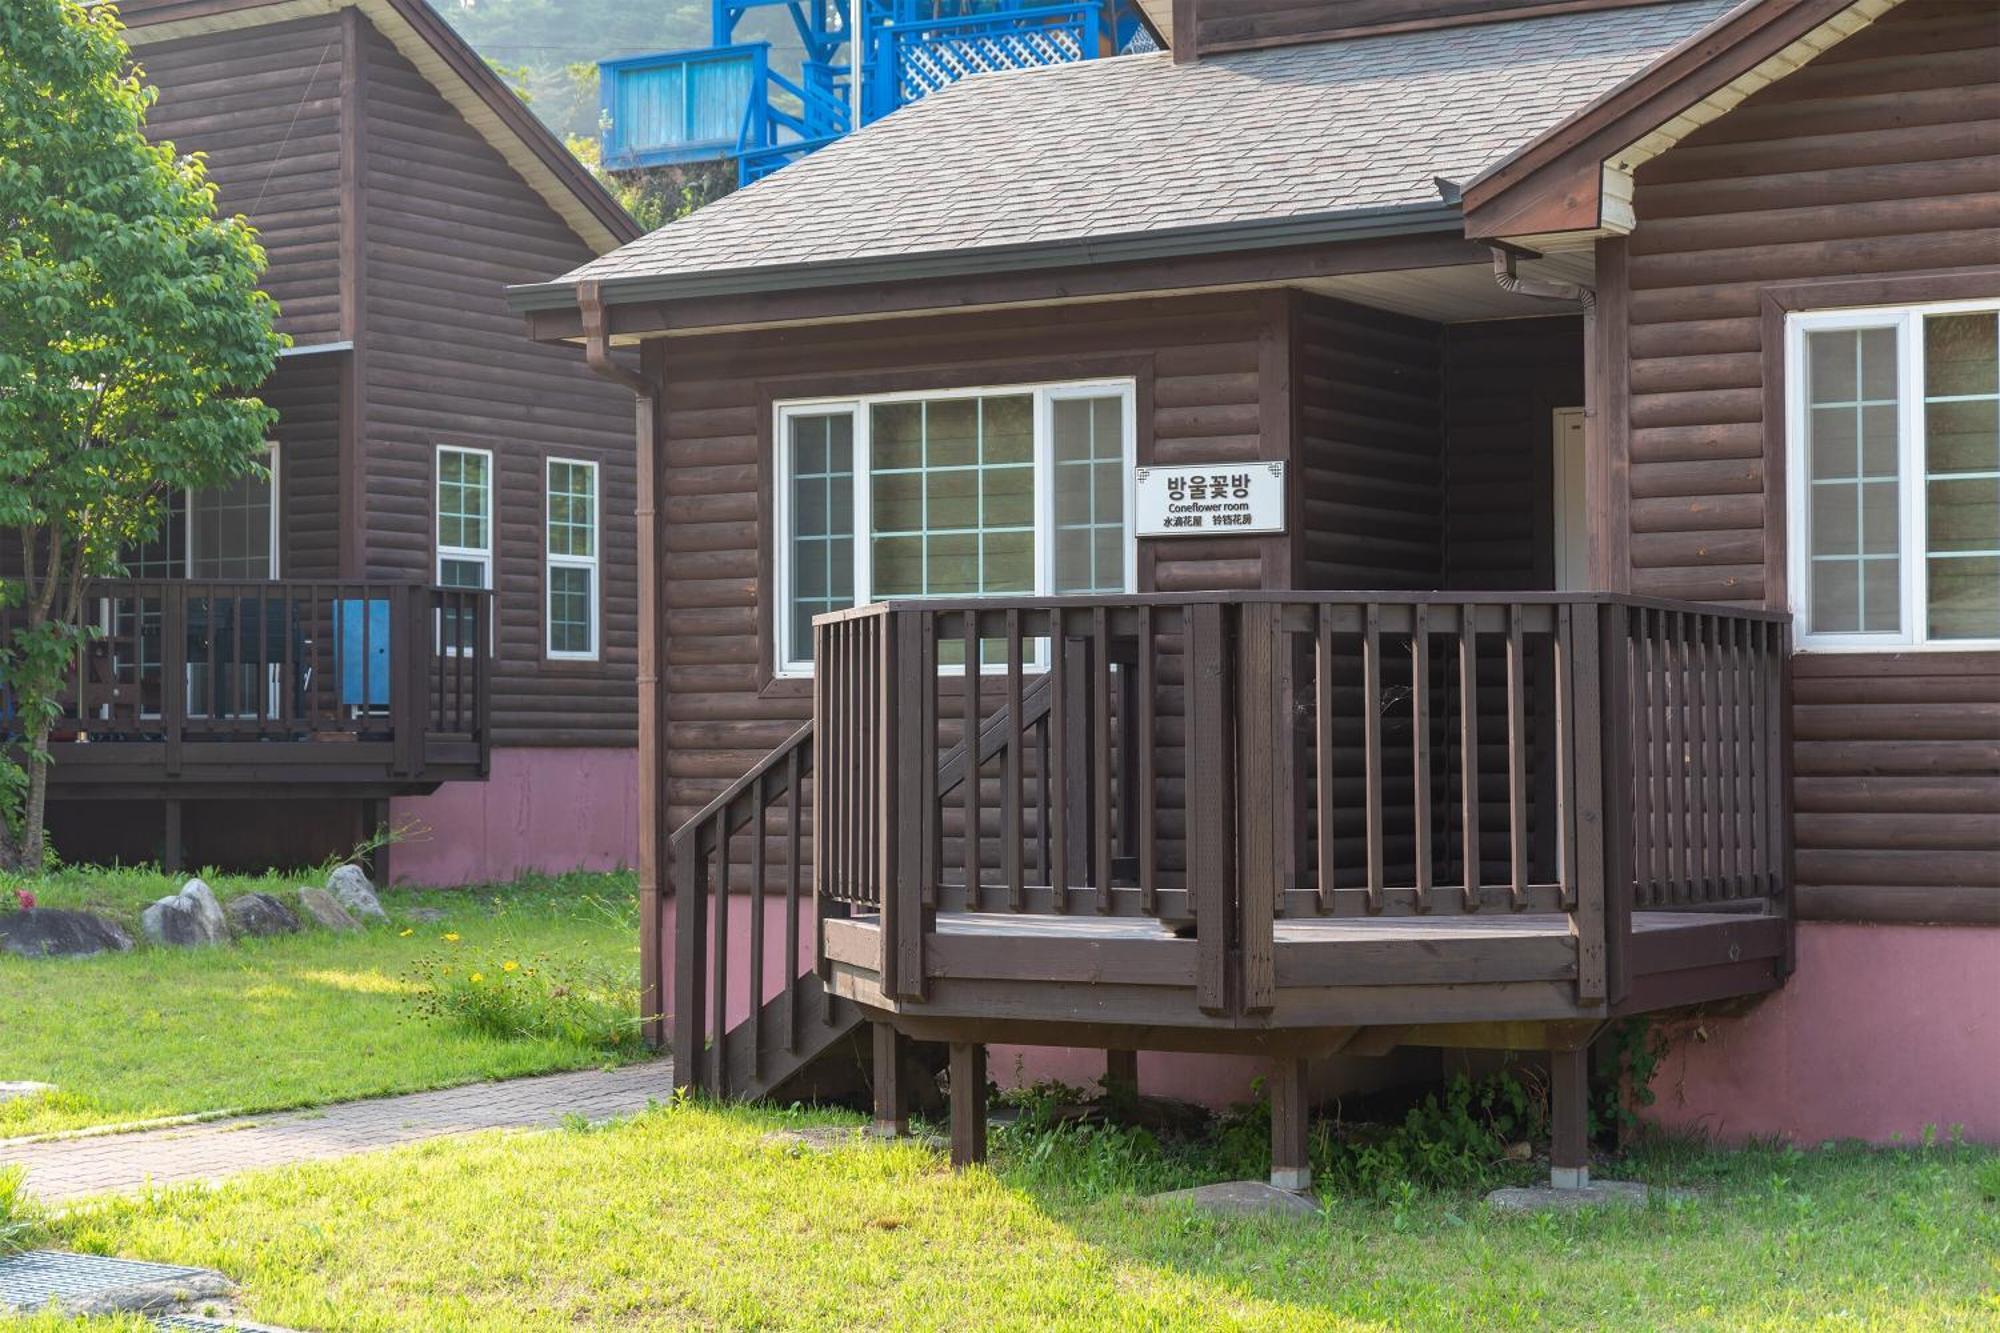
[1,578,491,772]
[814,592,1791,1014]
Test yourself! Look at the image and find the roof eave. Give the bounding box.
[505,200,1468,316]
[1459,0,1898,243]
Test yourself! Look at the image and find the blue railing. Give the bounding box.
[599,0,1139,184]
[864,2,1102,122]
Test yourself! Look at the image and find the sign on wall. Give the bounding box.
[1134,462,1286,537]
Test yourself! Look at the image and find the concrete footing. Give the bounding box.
[1486,1179,1687,1212]
[1145,1180,1321,1216]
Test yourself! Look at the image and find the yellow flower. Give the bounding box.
[469,972,485,984]
[399,928,413,937]
[502,960,520,973]
[443,932,461,943]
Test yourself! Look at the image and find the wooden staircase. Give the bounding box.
[666,675,1054,1102]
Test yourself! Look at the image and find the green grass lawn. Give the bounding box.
[33,1101,2000,1331]
[0,867,643,1138]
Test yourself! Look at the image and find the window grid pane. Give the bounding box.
[1923,311,2000,639]
[546,461,597,560]
[789,413,856,660]
[1804,327,1900,634]
[869,395,1034,599]
[1051,395,1125,594]
[189,465,274,579]
[549,565,594,655]
[438,449,491,555]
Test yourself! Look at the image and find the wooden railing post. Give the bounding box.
[671,834,708,1097]
[1187,602,1235,1016]
[1236,601,1279,1013]
[891,610,929,1001]
[1598,601,1634,1006]
[1772,621,1797,978]
[394,585,429,777]
[474,591,493,772]
[1568,602,1607,1005]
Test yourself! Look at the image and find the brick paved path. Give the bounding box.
[1,1060,675,1203]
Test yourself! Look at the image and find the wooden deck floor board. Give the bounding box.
[928,910,1757,945]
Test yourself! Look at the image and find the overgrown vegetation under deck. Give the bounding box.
[37,1101,2000,1330]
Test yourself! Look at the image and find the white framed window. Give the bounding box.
[1787,301,2000,650]
[772,379,1138,676]
[545,457,599,660]
[436,445,493,656]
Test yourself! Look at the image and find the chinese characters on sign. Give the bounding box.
[1134,462,1286,536]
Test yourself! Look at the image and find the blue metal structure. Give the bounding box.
[600,0,1150,185]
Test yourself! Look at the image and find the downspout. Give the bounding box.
[1488,246,1606,589]
[578,280,672,1050]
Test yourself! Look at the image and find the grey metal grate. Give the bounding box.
[152,1316,296,1332]
[0,1249,216,1309]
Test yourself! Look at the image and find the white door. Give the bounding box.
[1552,407,1589,591]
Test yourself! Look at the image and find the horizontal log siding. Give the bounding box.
[358,22,637,748]
[266,354,343,580]
[1623,0,2000,922]
[135,16,346,346]
[657,292,1287,832]
[1291,296,1444,890]
[1790,651,2000,923]
[1296,294,1443,590]
[1442,316,1583,590]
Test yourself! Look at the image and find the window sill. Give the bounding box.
[1794,639,2000,654]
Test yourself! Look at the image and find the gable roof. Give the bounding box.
[116,0,641,254]
[1460,0,1904,243]
[514,0,1734,310]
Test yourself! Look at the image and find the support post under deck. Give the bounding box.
[1104,1048,1138,1101]
[870,1023,907,1138]
[368,797,392,888]
[163,799,183,875]
[948,1042,987,1169]
[1549,1046,1590,1189]
[1269,1056,1311,1193]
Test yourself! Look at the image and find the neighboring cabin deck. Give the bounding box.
[14,579,492,854]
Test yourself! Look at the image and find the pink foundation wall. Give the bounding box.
[1645,922,2000,1146]
[388,746,639,887]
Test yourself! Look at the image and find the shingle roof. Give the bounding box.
[559,0,1738,289]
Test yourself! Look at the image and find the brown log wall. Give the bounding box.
[1296,294,1444,590]
[135,16,347,347]
[265,354,343,580]
[1443,316,1584,590]
[356,22,638,748]
[1620,0,2000,922]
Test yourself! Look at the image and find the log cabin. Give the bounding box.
[18,0,645,882]
[515,0,2000,1187]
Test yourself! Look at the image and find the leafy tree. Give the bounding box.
[0,0,283,868]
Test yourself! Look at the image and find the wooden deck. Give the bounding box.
[663,589,1795,1181]
[824,908,1786,1050]
[14,578,492,801]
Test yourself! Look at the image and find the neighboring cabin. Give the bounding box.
[513,0,1999,1163]
[33,0,644,881]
